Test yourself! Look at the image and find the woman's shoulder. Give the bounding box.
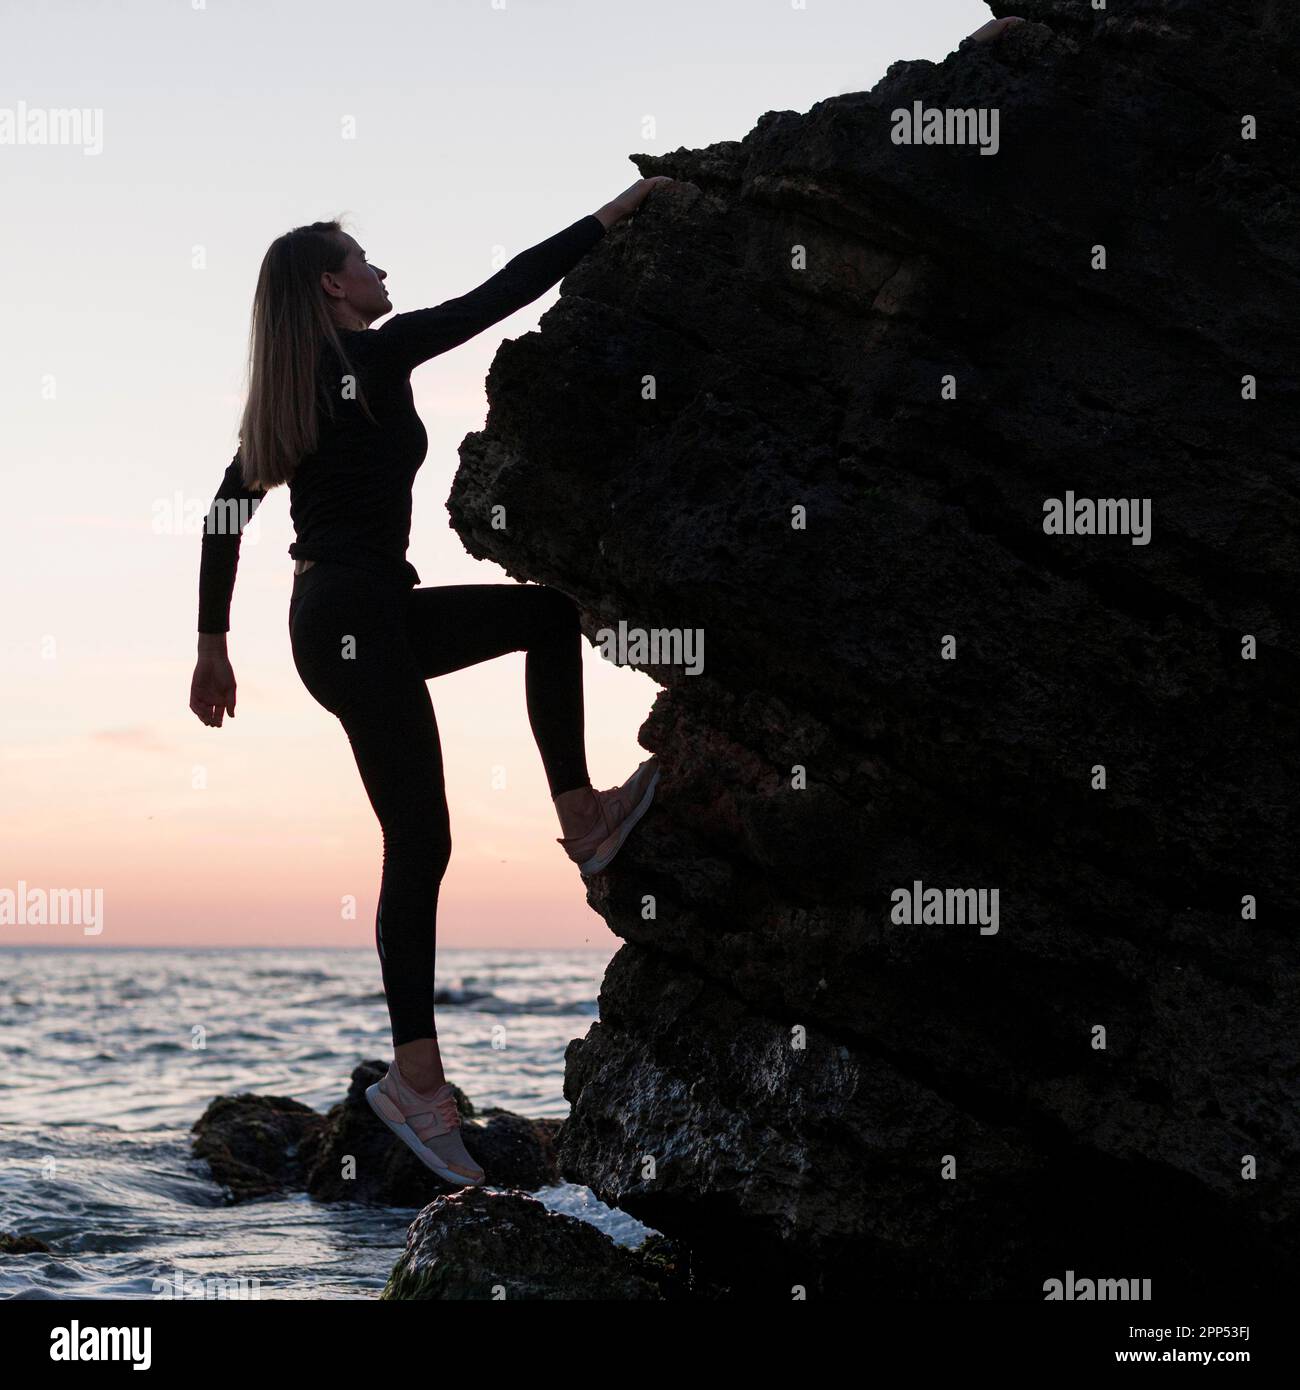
[317,332,373,377]
[321,328,388,373]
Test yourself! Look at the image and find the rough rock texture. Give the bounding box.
[304,1061,563,1205]
[0,1234,51,1255]
[190,1093,328,1202]
[447,0,1299,1297]
[191,1061,563,1205]
[381,1189,703,1300]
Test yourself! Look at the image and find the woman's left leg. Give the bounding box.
[403,580,662,878]
[403,583,593,800]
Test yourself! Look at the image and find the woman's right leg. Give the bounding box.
[290,566,451,1079]
[336,682,451,1077]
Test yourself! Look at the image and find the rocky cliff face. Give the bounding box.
[448,0,1298,1298]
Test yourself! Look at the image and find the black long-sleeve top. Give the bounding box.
[197,212,607,633]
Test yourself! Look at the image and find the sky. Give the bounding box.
[0,0,996,950]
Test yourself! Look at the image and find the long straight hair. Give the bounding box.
[237,217,378,490]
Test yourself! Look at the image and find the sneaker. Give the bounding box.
[365,1059,485,1186]
[556,756,661,876]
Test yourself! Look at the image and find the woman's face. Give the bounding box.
[321,233,391,327]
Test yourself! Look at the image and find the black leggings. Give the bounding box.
[288,561,592,1047]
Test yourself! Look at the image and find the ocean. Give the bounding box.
[0,946,653,1299]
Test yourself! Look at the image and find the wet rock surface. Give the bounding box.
[190,1093,329,1203]
[191,1060,562,1207]
[381,1188,703,1300]
[0,1233,52,1255]
[304,1060,563,1206]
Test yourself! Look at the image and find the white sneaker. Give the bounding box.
[556,756,661,876]
[365,1060,485,1186]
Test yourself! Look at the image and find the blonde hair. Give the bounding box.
[237,216,378,489]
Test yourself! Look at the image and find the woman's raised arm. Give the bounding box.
[370,178,673,374]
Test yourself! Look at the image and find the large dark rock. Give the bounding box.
[0,1234,51,1255]
[305,1060,564,1205]
[446,0,1299,1297]
[191,1061,563,1206]
[381,1189,698,1300]
[191,1093,328,1202]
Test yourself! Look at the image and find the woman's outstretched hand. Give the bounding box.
[966,15,1025,43]
[594,176,676,229]
[190,643,237,727]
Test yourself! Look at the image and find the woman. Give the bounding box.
[188,176,672,1186]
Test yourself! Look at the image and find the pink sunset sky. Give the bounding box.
[1,0,991,949]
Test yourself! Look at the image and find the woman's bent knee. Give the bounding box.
[536,585,580,635]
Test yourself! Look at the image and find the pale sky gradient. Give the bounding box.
[0,0,993,948]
